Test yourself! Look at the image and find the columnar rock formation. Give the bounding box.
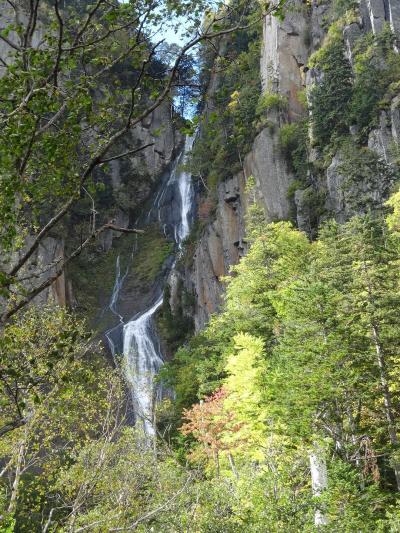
[186,0,400,330]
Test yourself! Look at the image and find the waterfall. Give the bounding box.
[175,136,194,245]
[107,136,194,436]
[123,295,164,436]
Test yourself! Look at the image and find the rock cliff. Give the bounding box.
[0,0,181,322]
[186,0,400,329]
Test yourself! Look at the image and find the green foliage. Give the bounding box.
[279,120,309,181]
[156,283,194,355]
[163,211,400,529]
[68,227,173,326]
[325,0,359,24]
[189,1,262,192]
[256,91,288,115]
[336,139,399,212]
[0,306,125,531]
[309,30,353,148]
[350,26,400,142]
[309,15,400,149]
[321,460,389,531]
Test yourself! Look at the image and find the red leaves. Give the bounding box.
[180,387,243,454]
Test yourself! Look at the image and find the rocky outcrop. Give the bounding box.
[96,102,179,254]
[261,0,309,120]
[188,0,310,328]
[359,0,400,37]
[0,1,180,312]
[244,124,293,221]
[188,172,247,330]
[187,0,400,329]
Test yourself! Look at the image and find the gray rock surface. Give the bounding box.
[188,172,247,330]
[244,126,293,222]
[261,0,309,120]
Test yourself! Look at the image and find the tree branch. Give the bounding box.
[2,223,143,323]
[99,142,154,164]
[0,32,21,51]
[52,0,64,88]
[2,1,280,319]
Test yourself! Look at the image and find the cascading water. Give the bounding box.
[122,295,164,436]
[176,137,194,246]
[106,136,194,436]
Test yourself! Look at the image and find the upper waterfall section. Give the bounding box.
[146,135,195,247]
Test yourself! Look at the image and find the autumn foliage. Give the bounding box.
[180,387,243,475]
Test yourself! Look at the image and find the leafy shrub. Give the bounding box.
[256,91,288,115]
[279,121,309,181]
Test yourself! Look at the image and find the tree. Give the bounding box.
[180,387,242,477]
[317,217,400,490]
[223,333,267,456]
[0,305,126,530]
[0,0,283,324]
[309,25,353,148]
[168,216,400,529]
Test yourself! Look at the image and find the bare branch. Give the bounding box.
[23,0,40,50]
[99,142,154,164]
[52,0,64,88]
[71,0,105,48]
[2,222,143,322]
[36,100,68,135]
[0,32,21,51]
[18,116,39,176]
[108,474,193,532]
[104,224,144,234]
[61,16,141,52]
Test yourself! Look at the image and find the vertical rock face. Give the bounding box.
[188,0,400,329]
[95,102,179,256]
[261,0,309,120]
[244,124,292,222]
[365,0,387,34]
[360,0,400,36]
[0,1,181,313]
[251,0,309,221]
[189,0,310,328]
[188,172,247,330]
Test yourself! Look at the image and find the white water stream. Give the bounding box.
[107,136,194,436]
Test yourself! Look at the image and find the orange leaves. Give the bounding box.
[180,387,244,456]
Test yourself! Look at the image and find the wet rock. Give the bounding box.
[364,0,387,35]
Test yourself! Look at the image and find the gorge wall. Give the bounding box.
[5,0,400,352]
[0,0,182,333]
[181,0,400,331]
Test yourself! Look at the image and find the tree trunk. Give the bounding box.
[8,437,26,515]
[371,322,400,490]
[310,444,328,527]
[213,449,220,478]
[228,452,239,480]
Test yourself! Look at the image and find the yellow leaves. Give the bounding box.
[385,190,400,233]
[223,333,267,455]
[227,90,240,111]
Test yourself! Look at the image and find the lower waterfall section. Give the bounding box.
[106,136,194,436]
[122,295,164,436]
